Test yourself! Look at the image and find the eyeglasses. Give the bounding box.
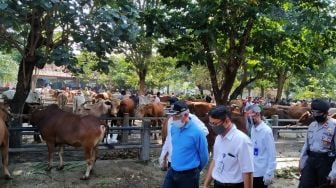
[209,120,223,127]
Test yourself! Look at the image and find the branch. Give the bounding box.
[238,18,254,54]
[0,25,25,55]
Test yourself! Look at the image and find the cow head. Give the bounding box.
[76,99,120,118]
[109,99,121,117]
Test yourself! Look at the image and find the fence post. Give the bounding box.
[140,118,151,162]
[121,113,129,144]
[9,118,22,148]
[272,115,279,141]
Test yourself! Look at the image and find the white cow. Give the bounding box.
[2,90,42,104]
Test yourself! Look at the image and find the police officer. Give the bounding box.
[299,99,336,187]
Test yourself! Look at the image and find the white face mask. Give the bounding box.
[172,120,184,128]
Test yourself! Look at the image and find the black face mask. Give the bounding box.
[211,124,225,135]
[314,114,327,123]
[248,116,258,126]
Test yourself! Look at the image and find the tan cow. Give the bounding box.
[75,99,120,118]
[31,104,106,180]
[0,103,11,179]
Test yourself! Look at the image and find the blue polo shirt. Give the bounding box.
[171,119,209,171]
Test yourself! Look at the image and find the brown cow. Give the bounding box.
[137,102,165,140]
[31,104,106,180]
[118,98,137,125]
[57,93,68,110]
[0,103,11,179]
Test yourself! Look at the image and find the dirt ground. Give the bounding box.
[0,137,301,188]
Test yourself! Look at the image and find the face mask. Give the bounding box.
[314,114,327,123]
[172,120,184,128]
[211,124,225,135]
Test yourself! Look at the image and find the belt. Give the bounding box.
[214,180,243,187]
[308,151,332,158]
[171,167,199,174]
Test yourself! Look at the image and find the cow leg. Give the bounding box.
[57,145,64,170]
[81,147,94,180]
[1,139,11,179]
[45,143,55,171]
[33,132,42,143]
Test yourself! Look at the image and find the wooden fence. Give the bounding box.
[7,113,309,162]
[266,115,308,141]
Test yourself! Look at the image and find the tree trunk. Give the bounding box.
[229,76,257,101]
[10,58,36,147]
[275,70,287,103]
[138,69,147,95]
[260,85,265,97]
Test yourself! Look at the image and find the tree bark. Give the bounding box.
[10,57,36,147]
[275,70,287,103]
[138,69,147,95]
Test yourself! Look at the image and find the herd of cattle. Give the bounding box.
[1,88,336,180]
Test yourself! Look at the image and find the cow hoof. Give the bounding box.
[57,166,64,171]
[45,167,52,171]
[4,175,12,180]
[80,176,89,180]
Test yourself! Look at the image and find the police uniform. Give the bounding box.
[211,125,254,188]
[299,100,336,188]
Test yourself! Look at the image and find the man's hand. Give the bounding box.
[263,174,273,186]
[159,156,167,171]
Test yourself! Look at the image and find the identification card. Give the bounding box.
[254,148,259,156]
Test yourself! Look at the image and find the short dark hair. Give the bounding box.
[208,105,231,120]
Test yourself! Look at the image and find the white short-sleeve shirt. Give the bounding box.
[212,125,254,183]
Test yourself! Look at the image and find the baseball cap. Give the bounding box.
[166,101,189,115]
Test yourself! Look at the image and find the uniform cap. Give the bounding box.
[311,99,330,112]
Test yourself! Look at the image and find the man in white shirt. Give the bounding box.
[159,112,209,169]
[154,92,161,103]
[246,105,276,188]
[204,106,254,188]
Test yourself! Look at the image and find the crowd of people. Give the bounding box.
[159,98,336,188]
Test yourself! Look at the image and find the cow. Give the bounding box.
[118,98,137,125]
[136,102,165,140]
[30,104,106,180]
[75,99,120,118]
[57,93,68,110]
[2,90,42,104]
[0,103,11,179]
[93,92,111,103]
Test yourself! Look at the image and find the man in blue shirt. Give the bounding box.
[162,101,209,188]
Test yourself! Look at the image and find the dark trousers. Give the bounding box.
[162,168,200,188]
[299,155,334,188]
[253,177,267,188]
[214,180,244,188]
